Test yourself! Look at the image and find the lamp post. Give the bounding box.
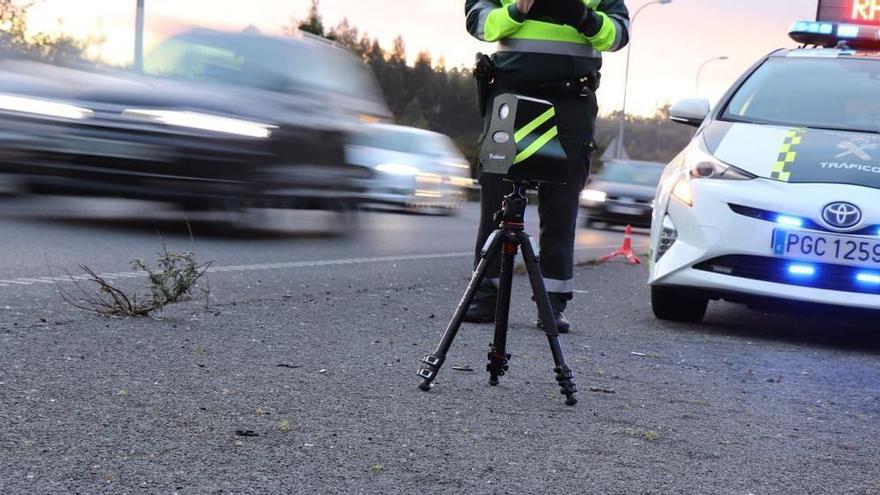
[134,0,145,72]
[616,0,672,159]
[695,55,729,93]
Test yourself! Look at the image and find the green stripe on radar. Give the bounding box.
[514,107,556,143]
[514,126,559,164]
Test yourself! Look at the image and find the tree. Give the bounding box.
[399,98,429,129]
[0,0,94,62]
[298,0,325,37]
[0,0,34,53]
[326,18,372,57]
[388,36,406,65]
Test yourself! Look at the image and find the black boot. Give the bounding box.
[463,281,497,324]
[536,294,571,334]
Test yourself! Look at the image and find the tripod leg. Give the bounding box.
[517,232,578,406]
[487,237,516,386]
[417,230,504,391]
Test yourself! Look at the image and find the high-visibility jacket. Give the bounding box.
[465,0,630,80]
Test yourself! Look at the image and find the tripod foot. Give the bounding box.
[416,354,443,392]
[555,365,578,406]
[486,347,511,386]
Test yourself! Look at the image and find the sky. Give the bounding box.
[23,0,819,116]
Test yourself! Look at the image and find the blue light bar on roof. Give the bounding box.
[790,20,880,50]
[838,24,861,38]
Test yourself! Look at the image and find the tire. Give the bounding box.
[651,285,709,323]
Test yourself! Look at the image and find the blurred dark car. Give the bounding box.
[580,159,664,228]
[346,123,473,215]
[0,29,391,218]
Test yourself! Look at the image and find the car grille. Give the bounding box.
[607,195,652,206]
[694,255,880,295]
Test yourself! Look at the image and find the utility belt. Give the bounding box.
[474,53,600,117]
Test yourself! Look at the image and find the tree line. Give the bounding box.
[293,1,693,168]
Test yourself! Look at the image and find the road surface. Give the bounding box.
[0,195,878,494]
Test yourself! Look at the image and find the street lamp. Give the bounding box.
[134,0,145,72]
[616,0,672,159]
[695,55,729,93]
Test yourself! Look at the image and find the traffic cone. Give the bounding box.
[599,225,641,265]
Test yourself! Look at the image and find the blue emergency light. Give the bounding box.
[789,20,880,49]
[792,0,880,50]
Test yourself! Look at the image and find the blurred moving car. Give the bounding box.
[579,159,664,228]
[0,28,391,222]
[346,124,474,214]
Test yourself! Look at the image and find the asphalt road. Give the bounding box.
[1,195,879,494]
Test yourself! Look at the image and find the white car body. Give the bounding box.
[649,46,880,321]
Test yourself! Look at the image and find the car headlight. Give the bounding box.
[440,160,470,171]
[685,137,755,180]
[122,109,276,139]
[375,163,419,176]
[669,137,755,207]
[581,189,607,203]
[0,93,92,120]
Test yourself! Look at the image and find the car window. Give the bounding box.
[724,57,880,133]
[412,134,458,157]
[144,33,294,91]
[350,128,416,153]
[599,162,664,186]
[310,48,384,103]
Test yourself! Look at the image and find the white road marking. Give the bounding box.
[0,244,643,289]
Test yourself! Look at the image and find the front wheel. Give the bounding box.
[651,286,708,323]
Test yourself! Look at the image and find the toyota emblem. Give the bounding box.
[821,202,862,230]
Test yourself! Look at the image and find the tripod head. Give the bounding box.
[494,180,531,229]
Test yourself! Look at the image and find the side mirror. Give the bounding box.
[669,98,711,127]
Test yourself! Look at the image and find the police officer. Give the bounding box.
[463,0,630,332]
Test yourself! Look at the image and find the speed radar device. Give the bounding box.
[480,93,569,185]
[417,91,579,405]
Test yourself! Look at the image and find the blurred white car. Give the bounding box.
[346,124,474,214]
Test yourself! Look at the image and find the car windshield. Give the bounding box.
[351,129,416,153]
[723,57,880,133]
[144,32,297,91]
[308,48,384,102]
[599,162,664,186]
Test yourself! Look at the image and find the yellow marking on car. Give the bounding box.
[770,128,806,182]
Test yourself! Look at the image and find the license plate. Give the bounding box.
[772,229,880,268]
[609,205,643,215]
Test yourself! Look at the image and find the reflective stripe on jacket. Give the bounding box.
[465,0,630,58]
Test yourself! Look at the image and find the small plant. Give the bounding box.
[61,241,212,317]
[132,243,212,310]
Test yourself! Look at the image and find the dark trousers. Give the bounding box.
[473,92,597,311]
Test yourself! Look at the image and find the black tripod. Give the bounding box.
[417,181,578,406]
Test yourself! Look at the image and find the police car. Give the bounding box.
[649,13,880,323]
